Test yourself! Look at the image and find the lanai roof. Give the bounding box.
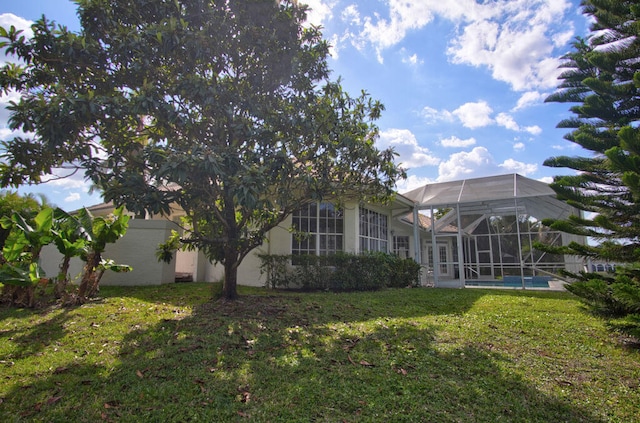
[402,173,576,221]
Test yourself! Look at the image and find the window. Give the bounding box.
[393,236,410,258]
[292,202,343,258]
[359,207,388,253]
[439,245,448,275]
[427,244,451,276]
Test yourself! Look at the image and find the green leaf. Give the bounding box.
[34,207,54,232]
[0,263,37,286]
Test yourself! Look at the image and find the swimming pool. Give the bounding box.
[465,276,551,288]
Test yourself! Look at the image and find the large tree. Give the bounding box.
[542,0,640,327]
[0,0,404,300]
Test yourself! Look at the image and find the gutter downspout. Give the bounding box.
[456,204,465,288]
[413,205,421,264]
[431,206,439,287]
[515,197,525,289]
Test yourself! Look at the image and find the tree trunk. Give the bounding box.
[54,256,71,299]
[223,256,239,301]
[221,191,241,301]
[1,284,34,308]
[89,268,106,298]
[78,252,101,301]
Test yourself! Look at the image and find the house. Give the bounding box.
[39,173,586,289]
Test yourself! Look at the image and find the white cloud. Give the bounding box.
[396,174,434,194]
[440,136,476,148]
[424,102,542,135]
[453,101,494,129]
[377,128,440,169]
[346,0,489,62]
[336,5,364,54]
[552,142,580,151]
[0,92,31,142]
[41,169,92,190]
[513,142,525,151]
[437,146,537,181]
[512,91,546,111]
[327,33,341,59]
[400,49,423,66]
[499,158,537,175]
[535,56,566,90]
[344,0,574,90]
[523,125,542,135]
[495,112,519,131]
[341,4,361,25]
[0,127,30,142]
[421,106,454,124]
[0,127,13,140]
[446,1,573,91]
[437,146,495,181]
[538,176,553,184]
[64,192,81,203]
[303,0,335,27]
[0,14,33,68]
[552,29,575,48]
[12,168,96,208]
[495,112,542,135]
[0,16,33,140]
[0,90,23,128]
[359,0,435,63]
[406,53,419,65]
[0,13,33,38]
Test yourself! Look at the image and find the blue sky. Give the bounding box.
[0,0,591,210]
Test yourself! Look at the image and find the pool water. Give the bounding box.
[465,276,551,288]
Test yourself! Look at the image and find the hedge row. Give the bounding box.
[258,252,421,292]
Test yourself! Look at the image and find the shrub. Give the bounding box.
[565,270,640,317]
[292,254,333,291]
[258,254,292,289]
[258,252,421,292]
[387,257,422,288]
[328,252,387,291]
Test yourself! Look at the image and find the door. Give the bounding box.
[427,242,452,279]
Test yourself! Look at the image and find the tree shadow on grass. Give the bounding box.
[103,283,562,321]
[0,305,76,362]
[0,291,613,422]
[98,282,216,308]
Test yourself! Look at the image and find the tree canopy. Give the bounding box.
[543,0,640,334]
[0,0,405,299]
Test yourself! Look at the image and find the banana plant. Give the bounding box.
[75,206,132,301]
[0,208,54,307]
[50,208,89,299]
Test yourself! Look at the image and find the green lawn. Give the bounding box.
[0,283,638,422]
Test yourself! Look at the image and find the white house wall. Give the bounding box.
[39,219,178,287]
[175,249,197,276]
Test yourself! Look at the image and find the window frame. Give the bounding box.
[393,235,410,259]
[291,202,344,258]
[359,207,389,253]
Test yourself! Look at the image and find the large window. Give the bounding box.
[292,202,343,257]
[359,207,388,253]
[393,235,410,259]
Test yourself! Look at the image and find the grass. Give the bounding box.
[0,283,639,422]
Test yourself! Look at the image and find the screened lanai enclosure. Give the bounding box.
[403,174,586,288]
